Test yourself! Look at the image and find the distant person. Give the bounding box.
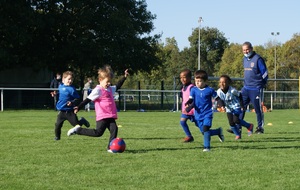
[50,73,62,110]
[240,42,268,134]
[185,70,224,152]
[67,66,129,153]
[54,71,90,141]
[216,75,253,140]
[179,69,195,143]
[83,77,93,111]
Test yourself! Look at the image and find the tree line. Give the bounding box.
[1,0,300,91]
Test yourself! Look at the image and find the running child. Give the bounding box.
[54,71,90,140]
[67,65,129,153]
[185,70,224,152]
[216,75,253,140]
[179,69,196,142]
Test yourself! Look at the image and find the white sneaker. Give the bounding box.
[107,149,114,153]
[67,125,80,136]
[203,148,210,152]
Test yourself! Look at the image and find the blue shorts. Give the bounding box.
[181,114,195,123]
[195,117,212,133]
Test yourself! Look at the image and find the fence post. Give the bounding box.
[161,81,164,109]
[138,81,141,110]
[1,89,3,111]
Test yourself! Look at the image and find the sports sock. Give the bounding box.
[180,120,192,137]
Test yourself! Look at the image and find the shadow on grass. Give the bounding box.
[124,137,179,140]
[126,146,201,154]
[124,136,300,153]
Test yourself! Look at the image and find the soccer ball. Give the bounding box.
[109,138,126,153]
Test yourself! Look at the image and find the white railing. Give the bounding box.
[0,87,299,111]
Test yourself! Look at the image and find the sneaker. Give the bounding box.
[203,148,210,152]
[183,136,194,143]
[235,136,241,140]
[255,127,264,134]
[248,124,254,136]
[80,117,90,128]
[218,127,225,142]
[107,149,114,153]
[226,129,234,134]
[67,125,80,136]
[54,137,60,141]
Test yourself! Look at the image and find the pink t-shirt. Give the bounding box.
[89,85,117,121]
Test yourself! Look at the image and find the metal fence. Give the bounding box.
[1,78,299,111]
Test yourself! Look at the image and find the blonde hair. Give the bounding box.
[62,71,74,79]
[98,65,114,80]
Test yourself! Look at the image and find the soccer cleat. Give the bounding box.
[107,149,114,153]
[54,137,60,141]
[67,125,80,136]
[226,129,234,134]
[248,124,254,136]
[255,127,264,134]
[80,117,90,128]
[218,127,225,142]
[235,136,241,140]
[183,136,194,143]
[203,148,210,152]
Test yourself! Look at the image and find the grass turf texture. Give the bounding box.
[1,110,299,190]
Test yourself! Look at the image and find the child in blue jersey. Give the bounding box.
[185,70,224,152]
[179,69,195,142]
[54,71,90,140]
[216,75,253,140]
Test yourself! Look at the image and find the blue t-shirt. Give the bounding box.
[189,85,217,120]
[56,83,80,111]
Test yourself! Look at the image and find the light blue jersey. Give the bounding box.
[217,86,241,114]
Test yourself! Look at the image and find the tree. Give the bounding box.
[188,26,229,76]
[214,43,243,78]
[1,0,161,88]
[280,33,300,79]
[0,0,37,69]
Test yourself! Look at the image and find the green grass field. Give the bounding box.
[1,110,299,190]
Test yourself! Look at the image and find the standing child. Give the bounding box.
[54,71,90,141]
[83,77,93,111]
[185,70,224,152]
[216,75,253,140]
[179,69,195,142]
[67,65,129,153]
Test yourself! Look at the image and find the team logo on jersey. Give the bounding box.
[251,62,255,67]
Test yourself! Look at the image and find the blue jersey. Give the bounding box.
[189,85,217,120]
[56,83,80,111]
[217,86,241,114]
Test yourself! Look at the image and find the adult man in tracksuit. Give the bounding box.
[240,41,268,134]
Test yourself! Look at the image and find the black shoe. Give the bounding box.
[255,128,264,134]
[226,129,234,134]
[54,137,60,141]
[80,117,90,128]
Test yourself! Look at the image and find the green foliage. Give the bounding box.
[188,26,229,75]
[214,43,243,78]
[1,110,300,189]
[280,33,300,79]
[0,0,161,88]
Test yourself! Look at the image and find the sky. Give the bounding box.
[145,0,300,50]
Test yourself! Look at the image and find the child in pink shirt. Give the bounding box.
[67,65,129,153]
